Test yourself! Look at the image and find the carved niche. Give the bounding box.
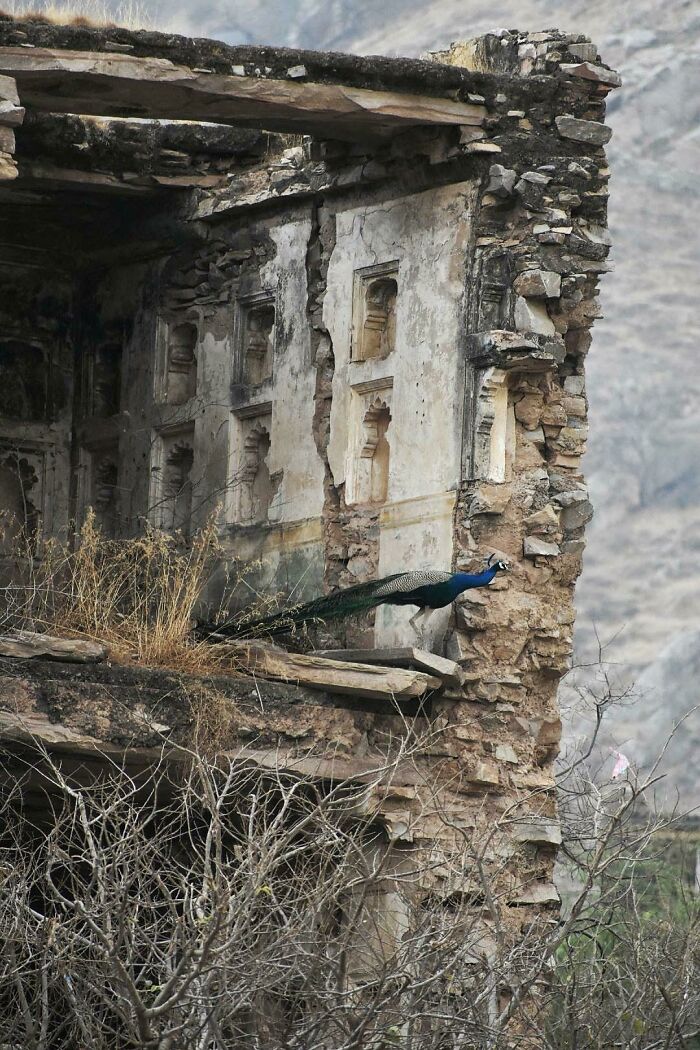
[89,445,119,536]
[0,449,42,554]
[153,428,195,539]
[232,410,280,525]
[472,249,513,332]
[92,343,122,418]
[0,341,48,421]
[237,295,276,386]
[165,322,198,405]
[472,369,515,483]
[346,384,393,506]
[352,263,399,362]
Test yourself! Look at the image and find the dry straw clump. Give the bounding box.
[0,0,156,29]
[3,509,234,674]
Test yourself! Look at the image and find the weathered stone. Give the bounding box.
[555,114,613,146]
[560,499,594,531]
[560,61,622,87]
[286,65,308,78]
[518,170,550,185]
[514,296,556,336]
[549,453,581,469]
[470,484,511,515]
[567,42,598,62]
[0,126,14,152]
[0,99,24,126]
[562,395,586,417]
[513,269,561,299]
[486,163,517,197]
[563,375,585,395]
[540,403,567,426]
[523,536,561,558]
[525,504,559,530]
[512,822,562,846]
[465,758,501,786]
[522,426,545,447]
[495,743,519,764]
[0,631,108,663]
[0,73,19,103]
[554,487,587,508]
[514,392,544,428]
[512,882,560,905]
[0,149,17,178]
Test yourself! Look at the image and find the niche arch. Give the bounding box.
[346,385,393,506]
[352,262,399,362]
[165,322,198,405]
[236,418,276,524]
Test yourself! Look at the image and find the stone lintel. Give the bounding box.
[0,46,487,141]
[467,330,566,372]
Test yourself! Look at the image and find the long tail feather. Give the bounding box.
[197,574,404,641]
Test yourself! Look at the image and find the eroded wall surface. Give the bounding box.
[0,21,618,964]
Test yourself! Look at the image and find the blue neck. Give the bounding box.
[451,566,499,595]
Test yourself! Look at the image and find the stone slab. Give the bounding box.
[0,631,108,663]
[0,46,486,141]
[313,647,464,687]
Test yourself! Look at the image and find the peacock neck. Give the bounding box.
[452,566,498,594]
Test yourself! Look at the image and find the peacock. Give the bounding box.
[197,555,509,643]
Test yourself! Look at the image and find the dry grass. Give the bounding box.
[3,510,239,674]
[0,0,157,30]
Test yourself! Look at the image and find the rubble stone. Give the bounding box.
[524,537,561,558]
[513,269,561,299]
[514,296,556,336]
[555,114,613,145]
[486,163,517,196]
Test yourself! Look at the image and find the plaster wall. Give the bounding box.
[235,215,324,528]
[325,181,478,643]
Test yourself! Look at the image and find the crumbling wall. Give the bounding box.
[0,20,617,996]
[0,265,74,549]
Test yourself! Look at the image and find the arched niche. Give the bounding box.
[347,394,392,506]
[242,303,276,385]
[92,343,122,418]
[153,429,195,540]
[0,341,48,421]
[0,452,40,554]
[352,262,399,362]
[473,369,516,483]
[166,322,198,405]
[90,447,119,536]
[361,277,397,361]
[238,421,274,524]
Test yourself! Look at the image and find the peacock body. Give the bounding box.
[198,562,508,641]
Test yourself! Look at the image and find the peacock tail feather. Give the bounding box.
[197,569,454,640]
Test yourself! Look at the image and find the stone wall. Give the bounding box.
[0,18,617,991]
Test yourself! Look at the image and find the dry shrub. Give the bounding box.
[4,509,236,674]
[0,0,156,29]
[186,681,240,756]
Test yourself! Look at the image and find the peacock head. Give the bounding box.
[486,553,510,572]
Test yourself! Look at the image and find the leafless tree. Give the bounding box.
[0,706,698,1050]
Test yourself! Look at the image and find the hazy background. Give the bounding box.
[19,0,700,802]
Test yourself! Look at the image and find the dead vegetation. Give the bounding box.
[1,510,240,675]
[0,0,154,29]
[0,725,698,1049]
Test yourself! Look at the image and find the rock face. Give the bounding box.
[0,17,616,976]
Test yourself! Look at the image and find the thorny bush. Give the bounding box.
[0,714,698,1050]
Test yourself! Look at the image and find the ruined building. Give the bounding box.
[0,13,617,1020]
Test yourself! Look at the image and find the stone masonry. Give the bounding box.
[0,14,617,997]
